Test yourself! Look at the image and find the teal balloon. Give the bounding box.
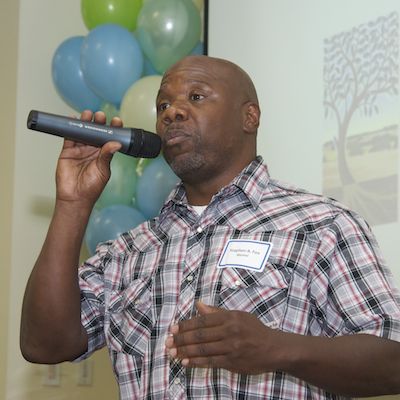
[96,152,138,210]
[81,24,144,105]
[100,101,120,122]
[136,156,179,218]
[51,36,102,112]
[190,41,204,56]
[85,205,146,255]
[142,56,159,77]
[137,0,201,74]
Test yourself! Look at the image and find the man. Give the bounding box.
[20,55,400,399]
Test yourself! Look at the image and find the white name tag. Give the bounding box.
[217,239,273,272]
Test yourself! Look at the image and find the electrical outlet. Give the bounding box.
[42,364,60,386]
[77,359,93,386]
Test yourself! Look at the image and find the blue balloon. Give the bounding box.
[142,56,159,77]
[136,156,179,219]
[85,205,146,255]
[51,36,103,112]
[190,41,204,56]
[81,24,144,106]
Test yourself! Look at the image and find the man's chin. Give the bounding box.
[167,153,204,181]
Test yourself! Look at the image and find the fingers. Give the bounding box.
[110,116,123,127]
[80,110,123,127]
[80,109,96,122]
[181,355,226,369]
[171,305,223,335]
[169,337,228,359]
[166,306,229,367]
[168,324,225,349]
[196,301,220,315]
[166,330,229,370]
[77,110,122,161]
[80,110,105,124]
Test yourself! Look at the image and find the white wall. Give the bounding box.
[208,0,400,286]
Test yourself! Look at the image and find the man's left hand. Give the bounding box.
[165,301,281,374]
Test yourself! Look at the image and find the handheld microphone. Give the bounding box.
[27,110,161,158]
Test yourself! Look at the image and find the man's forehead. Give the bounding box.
[160,75,214,88]
[160,59,232,88]
[163,65,220,81]
[157,76,219,100]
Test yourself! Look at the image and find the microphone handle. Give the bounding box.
[27,110,155,157]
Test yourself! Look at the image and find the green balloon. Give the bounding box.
[100,101,120,122]
[81,0,143,31]
[137,0,201,74]
[96,152,138,209]
[135,157,152,177]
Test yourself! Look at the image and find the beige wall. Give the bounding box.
[3,0,118,398]
[0,0,18,398]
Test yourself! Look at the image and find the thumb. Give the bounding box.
[97,141,121,167]
[196,301,220,315]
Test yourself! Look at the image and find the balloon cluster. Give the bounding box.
[51,0,204,254]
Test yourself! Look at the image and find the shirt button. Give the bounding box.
[186,275,194,282]
[268,321,279,329]
[196,226,203,233]
[234,279,241,287]
[174,378,181,385]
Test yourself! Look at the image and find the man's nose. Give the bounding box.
[163,101,188,123]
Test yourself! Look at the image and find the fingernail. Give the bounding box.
[181,358,189,366]
[170,324,179,334]
[169,348,177,358]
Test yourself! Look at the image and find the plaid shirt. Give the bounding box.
[78,156,400,399]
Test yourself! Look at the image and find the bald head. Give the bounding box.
[156,55,261,200]
[163,55,259,107]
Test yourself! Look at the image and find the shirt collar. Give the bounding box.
[159,156,269,217]
[230,155,269,209]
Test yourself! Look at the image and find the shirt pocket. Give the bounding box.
[218,264,289,329]
[106,277,154,358]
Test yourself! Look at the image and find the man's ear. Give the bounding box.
[242,102,260,134]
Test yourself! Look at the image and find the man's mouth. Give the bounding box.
[163,128,190,146]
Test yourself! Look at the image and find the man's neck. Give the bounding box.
[184,183,214,206]
[183,169,239,205]
[182,155,257,205]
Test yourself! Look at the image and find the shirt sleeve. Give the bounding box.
[311,211,400,342]
[74,241,113,361]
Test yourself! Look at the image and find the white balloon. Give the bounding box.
[120,75,162,132]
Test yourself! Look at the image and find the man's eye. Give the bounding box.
[157,103,170,112]
[190,93,204,101]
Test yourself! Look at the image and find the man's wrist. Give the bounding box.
[54,198,94,221]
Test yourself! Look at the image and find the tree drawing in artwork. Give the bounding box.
[323,12,399,225]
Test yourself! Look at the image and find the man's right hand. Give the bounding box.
[55,110,122,208]
[20,110,123,364]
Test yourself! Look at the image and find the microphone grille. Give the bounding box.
[128,129,161,158]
